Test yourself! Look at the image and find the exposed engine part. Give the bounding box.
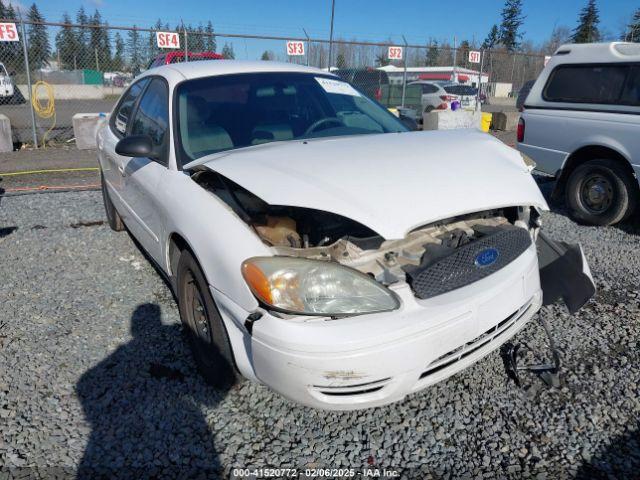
[193,170,538,286]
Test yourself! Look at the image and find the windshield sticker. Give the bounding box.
[315,77,361,96]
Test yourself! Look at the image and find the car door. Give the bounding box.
[120,77,171,264]
[100,78,150,215]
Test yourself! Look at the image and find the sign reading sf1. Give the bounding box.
[468,50,481,64]
[156,31,180,49]
[286,41,305,56]
[388,46,403,60]
[0,22,19,42]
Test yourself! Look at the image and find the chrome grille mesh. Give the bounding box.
[407,227,532,300]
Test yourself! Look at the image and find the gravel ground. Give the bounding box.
[1,187,639,479]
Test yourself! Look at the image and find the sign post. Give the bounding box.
[476,50,484,111]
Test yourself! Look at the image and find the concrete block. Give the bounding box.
[491,111,520,131]
[73,113,105,150]
[0,114,12,152]
[422,110,482,131]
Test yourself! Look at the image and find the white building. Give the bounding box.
[378,65,489,87]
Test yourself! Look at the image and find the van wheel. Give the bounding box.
[565,159,637,226]
[101,172,124,231]
[177,250,240,389]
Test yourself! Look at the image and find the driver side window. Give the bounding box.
[130,78,170,165]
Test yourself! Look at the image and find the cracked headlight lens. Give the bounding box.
[242,256,400,316]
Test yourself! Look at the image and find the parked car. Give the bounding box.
[408,80,459,113]
[332,67,389,101]
[97,61,594,410]
[0,62,15,100]
[517,42,640,226]
[442,84,481,109]
[147,51,224,69]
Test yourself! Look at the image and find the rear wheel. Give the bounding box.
[177,250,240,389]
[101,172,124,231]
[565,159,637,226]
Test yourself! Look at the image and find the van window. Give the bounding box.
[543,64,638,106]
[620,66,640,106]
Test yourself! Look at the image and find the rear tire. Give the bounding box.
[101,172,124,231]
[565,159,637,226]
[176,250,240,389]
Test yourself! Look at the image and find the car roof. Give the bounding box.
[146,60,332,80]
[552,42,640,64]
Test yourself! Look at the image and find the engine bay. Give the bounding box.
[193,169,535,286]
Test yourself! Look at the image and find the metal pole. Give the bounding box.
[401,36,408,108]
[303,28,310,67]
[19,18,38,149]
[327,0,335,70]
[476,49,484,111]
[452,35,457,82]
[95,47,99,71]
[182,21,188,62]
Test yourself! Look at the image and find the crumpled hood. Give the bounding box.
[196,129,548,239]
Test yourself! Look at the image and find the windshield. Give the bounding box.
[176,72,407,162]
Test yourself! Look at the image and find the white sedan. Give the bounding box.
[97,61,594,410]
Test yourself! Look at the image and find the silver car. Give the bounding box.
[517,42,640,226]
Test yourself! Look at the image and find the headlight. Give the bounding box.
[242,257,400,316]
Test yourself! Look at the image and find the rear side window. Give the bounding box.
[112,78,150,135]
[422,84,438,94]
[130,78,170,162]
[620,66,640,106]
[543,64,637,106]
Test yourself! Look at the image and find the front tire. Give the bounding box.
[176,250,240,389]
[101,172,124,231]
[565,159,637,226]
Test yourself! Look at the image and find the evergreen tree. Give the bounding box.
[260,50,272,61]
[375,52,389,67]
[221,42,234,59]
[499,0,525,51]
[26,4,50,69]
[147,19,163,66]
[204,20,216,52]
[335,53,346,68]
[127,26,143,74]
[425,40,439,66]
[572,0,600,43]
[458,40,471,68]
[482,24,499,49]
[55,12,78,69]
[624,8,639,42]
[112,32,125,71]
[89,10,111,71]
[75,6,90,67]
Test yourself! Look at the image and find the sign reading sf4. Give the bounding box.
[156,31,180,49]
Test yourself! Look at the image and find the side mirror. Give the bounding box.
[115,135,154,157]
[399,114,419,131]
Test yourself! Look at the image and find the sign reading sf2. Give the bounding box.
[286,41,305,56]
[387,46,403,60]
[0,22,19,42]
[156,31,180,49]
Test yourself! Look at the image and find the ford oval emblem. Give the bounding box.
[475,248,499,268]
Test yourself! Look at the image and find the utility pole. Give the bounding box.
[19,15,38,149]
[452,36,457,83]
[327,0,335,70]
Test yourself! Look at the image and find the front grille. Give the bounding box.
[407,227,532,300]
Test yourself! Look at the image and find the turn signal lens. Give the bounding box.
[241,257,400,316]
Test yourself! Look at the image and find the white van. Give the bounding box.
[0,62,14,99]
[517,43,640,226]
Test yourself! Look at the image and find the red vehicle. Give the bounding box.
[147,51,224,69]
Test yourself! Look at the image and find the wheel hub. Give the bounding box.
[581,174,613,213]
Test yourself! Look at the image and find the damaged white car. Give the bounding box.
[97,61,595,410]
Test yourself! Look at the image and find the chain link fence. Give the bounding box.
[0,19,546,148]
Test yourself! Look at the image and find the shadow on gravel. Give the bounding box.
[575,425,640,479]
[76,303,227,478]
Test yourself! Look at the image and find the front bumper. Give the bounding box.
[248,243,542,410]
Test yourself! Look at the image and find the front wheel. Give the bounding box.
[177,250,240,389]
[565,159,638,226]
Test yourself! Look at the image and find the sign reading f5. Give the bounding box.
[156,31,180,49]
[0,23,19,42]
